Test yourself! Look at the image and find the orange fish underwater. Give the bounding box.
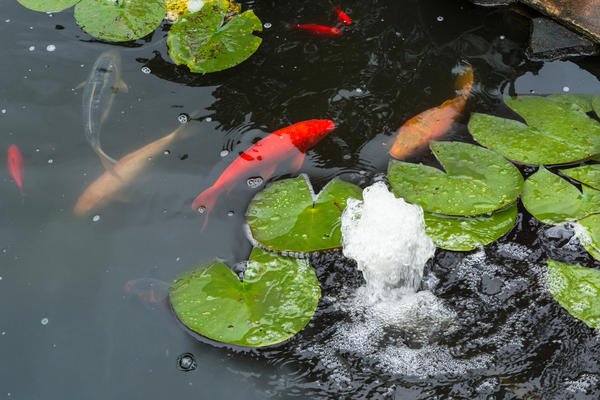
[191,119,336,221]
[389,65,474,159]
[7,144,24,195]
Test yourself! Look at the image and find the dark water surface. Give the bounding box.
[1,0,599,399]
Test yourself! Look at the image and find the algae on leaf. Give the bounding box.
[546,260,600,330]
[75,0,166,42]
[170,248,320,347]
[18,0,80,12]
[424,204,518,251]
[246,175,363,254]
[387,141,523,217]
[167,4,262,73]
[469,96,600,165]
[522,167,600,224]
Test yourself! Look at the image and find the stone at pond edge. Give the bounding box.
[546,260,600,330]
[528,17,598,61]
[169,248,320,347]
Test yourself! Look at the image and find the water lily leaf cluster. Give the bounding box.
[546,260,600,330]
[170,247,320,347]
[468,96,600,165]
[18,0,262,72]
[387,141,522,251]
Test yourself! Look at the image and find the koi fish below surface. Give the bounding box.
[7,145,24,195]
[389,65,474,160]
[293,24,342,36]
[335,8,352,25]
[82,50,128,170]
[191,119,336,220]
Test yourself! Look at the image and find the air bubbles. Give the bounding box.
[219,150,229,157]
[562,86,570,92]
[227,211,235,217]
[204,117,212,122]
[263,22,272,29]
[436,16,444,22]
[141,66,151,74]
[163,150,171,156]
[47,158,54,164]
[176,353,197,371]
[177,113,190,124]
[247,176,264,189]
[197,205,207,214]
[28,46,35,51]
[92,215,100,222]
[499,35,505,40]
[46,44,56,52]
[41,317,49,326]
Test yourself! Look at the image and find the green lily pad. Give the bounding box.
[424,204,518,251]
[74,0,166,42]
[546,94,594,113]
[578,214,600,261]
[246,175,363,254]
[17,0,80,12]
[468,96,600,165]
[169,247,320,347]
[592,95,600,117]
[522,167,600,224]
[387,141,523,217]
[167,4,262,73]
[546,259,600,330]
[560,164,600,191]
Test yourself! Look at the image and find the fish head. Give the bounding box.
[94,50,121,75]
[289,119,336,152]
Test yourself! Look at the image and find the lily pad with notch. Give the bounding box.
[387,141,523,217]
[74,0,166,42]
[546,259,600,330]
[522,167,600,224]
[17,0,80,12]
[424,204,518,251]
[246,175,363,254]
[468,96,600,165]
[167,4,262,73]
[169,247,320,347]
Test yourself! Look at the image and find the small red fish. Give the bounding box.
[7,145,24,195]
[192,119,336,226]
[293,24,342,36]
[124,278,169,309]
[334,8,352,25]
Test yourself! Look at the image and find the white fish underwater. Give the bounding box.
[82,50,128,169]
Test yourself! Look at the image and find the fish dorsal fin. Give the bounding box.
[112,79,129,93]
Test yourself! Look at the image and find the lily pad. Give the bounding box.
[167,4,262,73]
[577,214,600,261]
[74,0,166,42]
[546,260,600,330]
[521,167,600,224]
[560,164,600,191]
[387,141,523,217]
[424,204,518,251]
[17,0,80,12]
[246,175,363,254]
[593,95,600,117]
[468,96,600,165]
[169,247,320,347]
[546,94,594,113]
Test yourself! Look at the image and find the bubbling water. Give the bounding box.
[341,181,435,299]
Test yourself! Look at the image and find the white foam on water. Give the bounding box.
[341,182,435,298]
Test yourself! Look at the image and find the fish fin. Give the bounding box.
[112,79,129,93]
[94,147,118,171]
[74,80,87,90]
[453,64,474,97]
[290,152,305,173]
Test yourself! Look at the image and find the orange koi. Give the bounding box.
[7,145,24,195]
[192,119,336,223]
[389,65,474,159]
[293,24,343,36]
[335,8,352,25]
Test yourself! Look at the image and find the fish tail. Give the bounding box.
[453,64,474,98]
[94,146,118,170]
[191,186,219,230]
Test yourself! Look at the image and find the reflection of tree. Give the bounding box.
[139,0,545,169]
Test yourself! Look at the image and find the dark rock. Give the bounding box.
[528,17,598,60]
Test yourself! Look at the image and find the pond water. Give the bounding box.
[1,0,599,399]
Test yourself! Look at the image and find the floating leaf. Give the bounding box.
[166,0,239,22]
[469,96,600,165]
[546,260,600,330]
[17,0,80,12]
[424,204,517,251]
[75,0,166,42]
[546,94,594,113]
[170,247,320,347]
[593,95,600,117]
[167,4,262,73]
[246,175,363,254]
[577,214,600,261]
[522,167,600,224]
[387,141,523,217]
[560,164,600,191]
